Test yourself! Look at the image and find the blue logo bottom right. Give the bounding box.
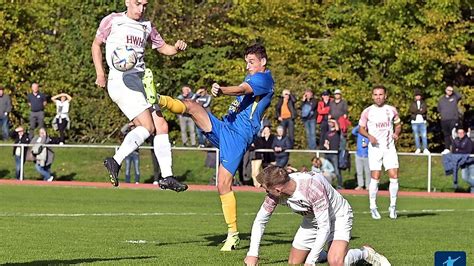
[434,251,466,266]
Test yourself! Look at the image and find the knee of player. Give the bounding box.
[287,257,303,265]
[328,254,344,266]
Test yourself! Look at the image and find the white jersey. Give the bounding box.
[55,100,69,119]
[359,104,400,149]
[95,12,165,75]
[247,172,352,263]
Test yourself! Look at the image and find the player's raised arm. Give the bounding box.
[91,37,106,88]
[157,40,187,56]
[211,82,253,97]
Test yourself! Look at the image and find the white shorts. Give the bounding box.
[368,145,399,171]
[292,214,353,251]
[107,71,151,120]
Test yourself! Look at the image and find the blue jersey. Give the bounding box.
[222,70,274,140]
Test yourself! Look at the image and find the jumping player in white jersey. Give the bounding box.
[244,166,390,266]
[91,0,187,192]
[358,86,401,219]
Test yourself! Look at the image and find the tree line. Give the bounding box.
[0,0,472,150]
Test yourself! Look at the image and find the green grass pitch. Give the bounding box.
[0,185,472,265]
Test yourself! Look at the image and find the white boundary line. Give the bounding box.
[0,209,473,217]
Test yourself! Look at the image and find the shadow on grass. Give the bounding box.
[54,172,77,181]
[1,256,158,265]
[153,232,292,248]
[0,169,10,179]
[398,212,437,218]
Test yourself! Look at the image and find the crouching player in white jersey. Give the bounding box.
[358,86,401,220]
[91,0,187,192]
[244,166,390,266]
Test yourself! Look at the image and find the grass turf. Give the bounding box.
[0,185,472,265]
[0,145,470,192]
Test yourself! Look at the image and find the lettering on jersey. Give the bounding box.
[375,121,390,129]
[228,98,240,113]
[126,35,145,47]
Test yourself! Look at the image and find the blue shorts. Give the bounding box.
[204,113,251,175]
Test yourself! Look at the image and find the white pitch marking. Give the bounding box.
[0,209,472,217]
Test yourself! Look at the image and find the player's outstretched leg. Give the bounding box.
[104,157,121,187]
[363,245,391,266]
[157,94,187,114]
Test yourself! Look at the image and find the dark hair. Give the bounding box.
[373,85,386,93]
[245,44,268,61]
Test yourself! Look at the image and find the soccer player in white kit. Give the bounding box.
[358,86,401,219]
[244,166,390,266]
[91,0,187,192]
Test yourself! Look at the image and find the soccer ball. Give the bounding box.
[111,46,137,72]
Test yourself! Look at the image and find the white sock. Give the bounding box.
[154,134,173,178]
[369,178,379,210]
[344,248,364,265]
[389,178,399,207]
[113,126,149,165]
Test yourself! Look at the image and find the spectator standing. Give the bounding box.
[121,122,140,184]
[329,89,349,148]
[0,86,12,140]
[409,90,429,154]
[51,93,72,144]
[192,87,212,147]
[352,125,370,190]
[30,127,55,182]
[462,104,474,141]
[272,125,292,167]
[275,89,296,143]
[317,90,331,149]
[452,127,474,193]
[437,86,462,154]
[329,89,348,121]
[250,125,275,187]
[11,126,30,180]
[323,119,343,189]
[300,89,317,149]
[177,85,196,146]
[27,83,47,139]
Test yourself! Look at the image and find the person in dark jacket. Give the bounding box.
[11,126,30,180]
[323,119,342,189]
[448,126,474,192]
[275,89,297,143]
[317,90,332,149]
[437,86,462,154]
[272,126,292,167]
[300,89,318,149]
[409,90,429,154]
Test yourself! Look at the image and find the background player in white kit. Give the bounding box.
[91,0,188,191]
[244,166,390,266]
[358,86,401,219]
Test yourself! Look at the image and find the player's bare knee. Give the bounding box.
[327,255,344,266]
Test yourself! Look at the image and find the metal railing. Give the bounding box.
[1,143,471,192]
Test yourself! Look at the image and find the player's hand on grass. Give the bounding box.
[244,255,258,266]
[368,135,378,145]
[174,40,187,51]
[95,75,106,88]
[211,83,221,97]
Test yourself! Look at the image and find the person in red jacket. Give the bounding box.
[317,90,332,149]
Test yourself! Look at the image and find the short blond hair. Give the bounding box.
[256,165,290,188]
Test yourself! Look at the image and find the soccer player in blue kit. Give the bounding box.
[157,44,274,251]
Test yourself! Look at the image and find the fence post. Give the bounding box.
[427,153,432,192]
[20,144,24,181]
[215,148,219,186]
